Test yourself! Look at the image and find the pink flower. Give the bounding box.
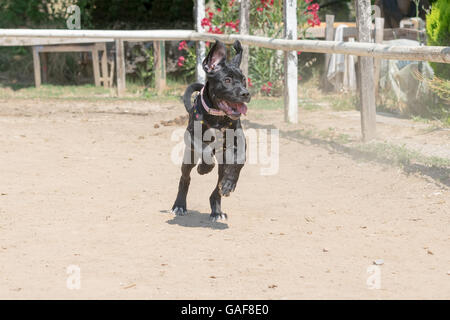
[248,77,253,87]
[178,40,187,51]
[305,0,313,3]
[267,81,272,87]
[177,56,185,67]
[217,8,221,12]
[297,51,302,55]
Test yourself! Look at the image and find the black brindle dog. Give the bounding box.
[171,40,251,221]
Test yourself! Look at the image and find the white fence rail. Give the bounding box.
[1,29,449,63]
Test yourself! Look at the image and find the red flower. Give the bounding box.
[267,81,272,87]
[217,8,221,12]
[305,0,313,3]
[261,84,271,94]
[208,11,214,19]
[297,51,302,55]
[211,27,223,34]
[229,0,235,7]
[307,19,314,26]
[256,7,263,12]
[201,18,211,27]
[248,77,253,87]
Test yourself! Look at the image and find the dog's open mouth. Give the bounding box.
[217,100,247,119]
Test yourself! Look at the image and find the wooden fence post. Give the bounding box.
[97,42,109,88]
[92,45,101,87]
[154,41,166,95]
[115,39,126,97]
[195,0,206,84]
[283,0,298,124]
[322,14,334,91]
[374,17,384,102]
[32,46,41,88]
[240,0,250,83]
[356,0,376,142]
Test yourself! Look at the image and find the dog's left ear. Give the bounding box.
[231,40,243,67]
[203,40,227,74]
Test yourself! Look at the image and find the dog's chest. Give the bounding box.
[190,97,239,133]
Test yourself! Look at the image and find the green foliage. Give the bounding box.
[132,45,155,86]
[0,0,65,28]
[426,0,450,79]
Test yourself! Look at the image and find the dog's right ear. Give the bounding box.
[202,40,227,74]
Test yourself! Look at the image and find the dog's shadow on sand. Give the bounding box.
[160,210,229,230]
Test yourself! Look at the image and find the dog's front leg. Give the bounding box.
[218,163,244,197]
[218,126,246,197]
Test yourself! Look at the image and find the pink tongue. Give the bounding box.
[236,103,247,115]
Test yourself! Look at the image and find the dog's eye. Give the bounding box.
[224,78,232,84]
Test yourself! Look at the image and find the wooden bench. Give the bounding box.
[31,42,112,88]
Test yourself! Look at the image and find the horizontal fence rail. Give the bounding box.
[0,29,449,63]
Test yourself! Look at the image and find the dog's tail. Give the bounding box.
[183,83,204,113]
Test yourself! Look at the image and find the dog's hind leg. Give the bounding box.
[171,148,198,216]
[209,164,227,222]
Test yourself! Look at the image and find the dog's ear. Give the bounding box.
[203,40,227,74]
[231,40,243,67]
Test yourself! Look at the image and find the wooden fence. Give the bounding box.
[0,0,449,141]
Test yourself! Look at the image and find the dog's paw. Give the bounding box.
[218,178,236,197]
[171,205,188,216]
[209,212,228,222]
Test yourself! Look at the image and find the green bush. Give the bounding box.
[426,0,450,79]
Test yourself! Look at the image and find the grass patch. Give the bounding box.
[300,100,323,111]
[249,98,283,110]
[355,142,450,168]
[328,94,358,111]
[0,84,111,99]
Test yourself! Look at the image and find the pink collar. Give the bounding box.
[200,87,227,116]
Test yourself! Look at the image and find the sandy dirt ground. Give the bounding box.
[0,98,449,299]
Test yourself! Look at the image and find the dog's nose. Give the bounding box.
[241,91,250,99]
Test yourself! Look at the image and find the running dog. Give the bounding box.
[171,40,251,221]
